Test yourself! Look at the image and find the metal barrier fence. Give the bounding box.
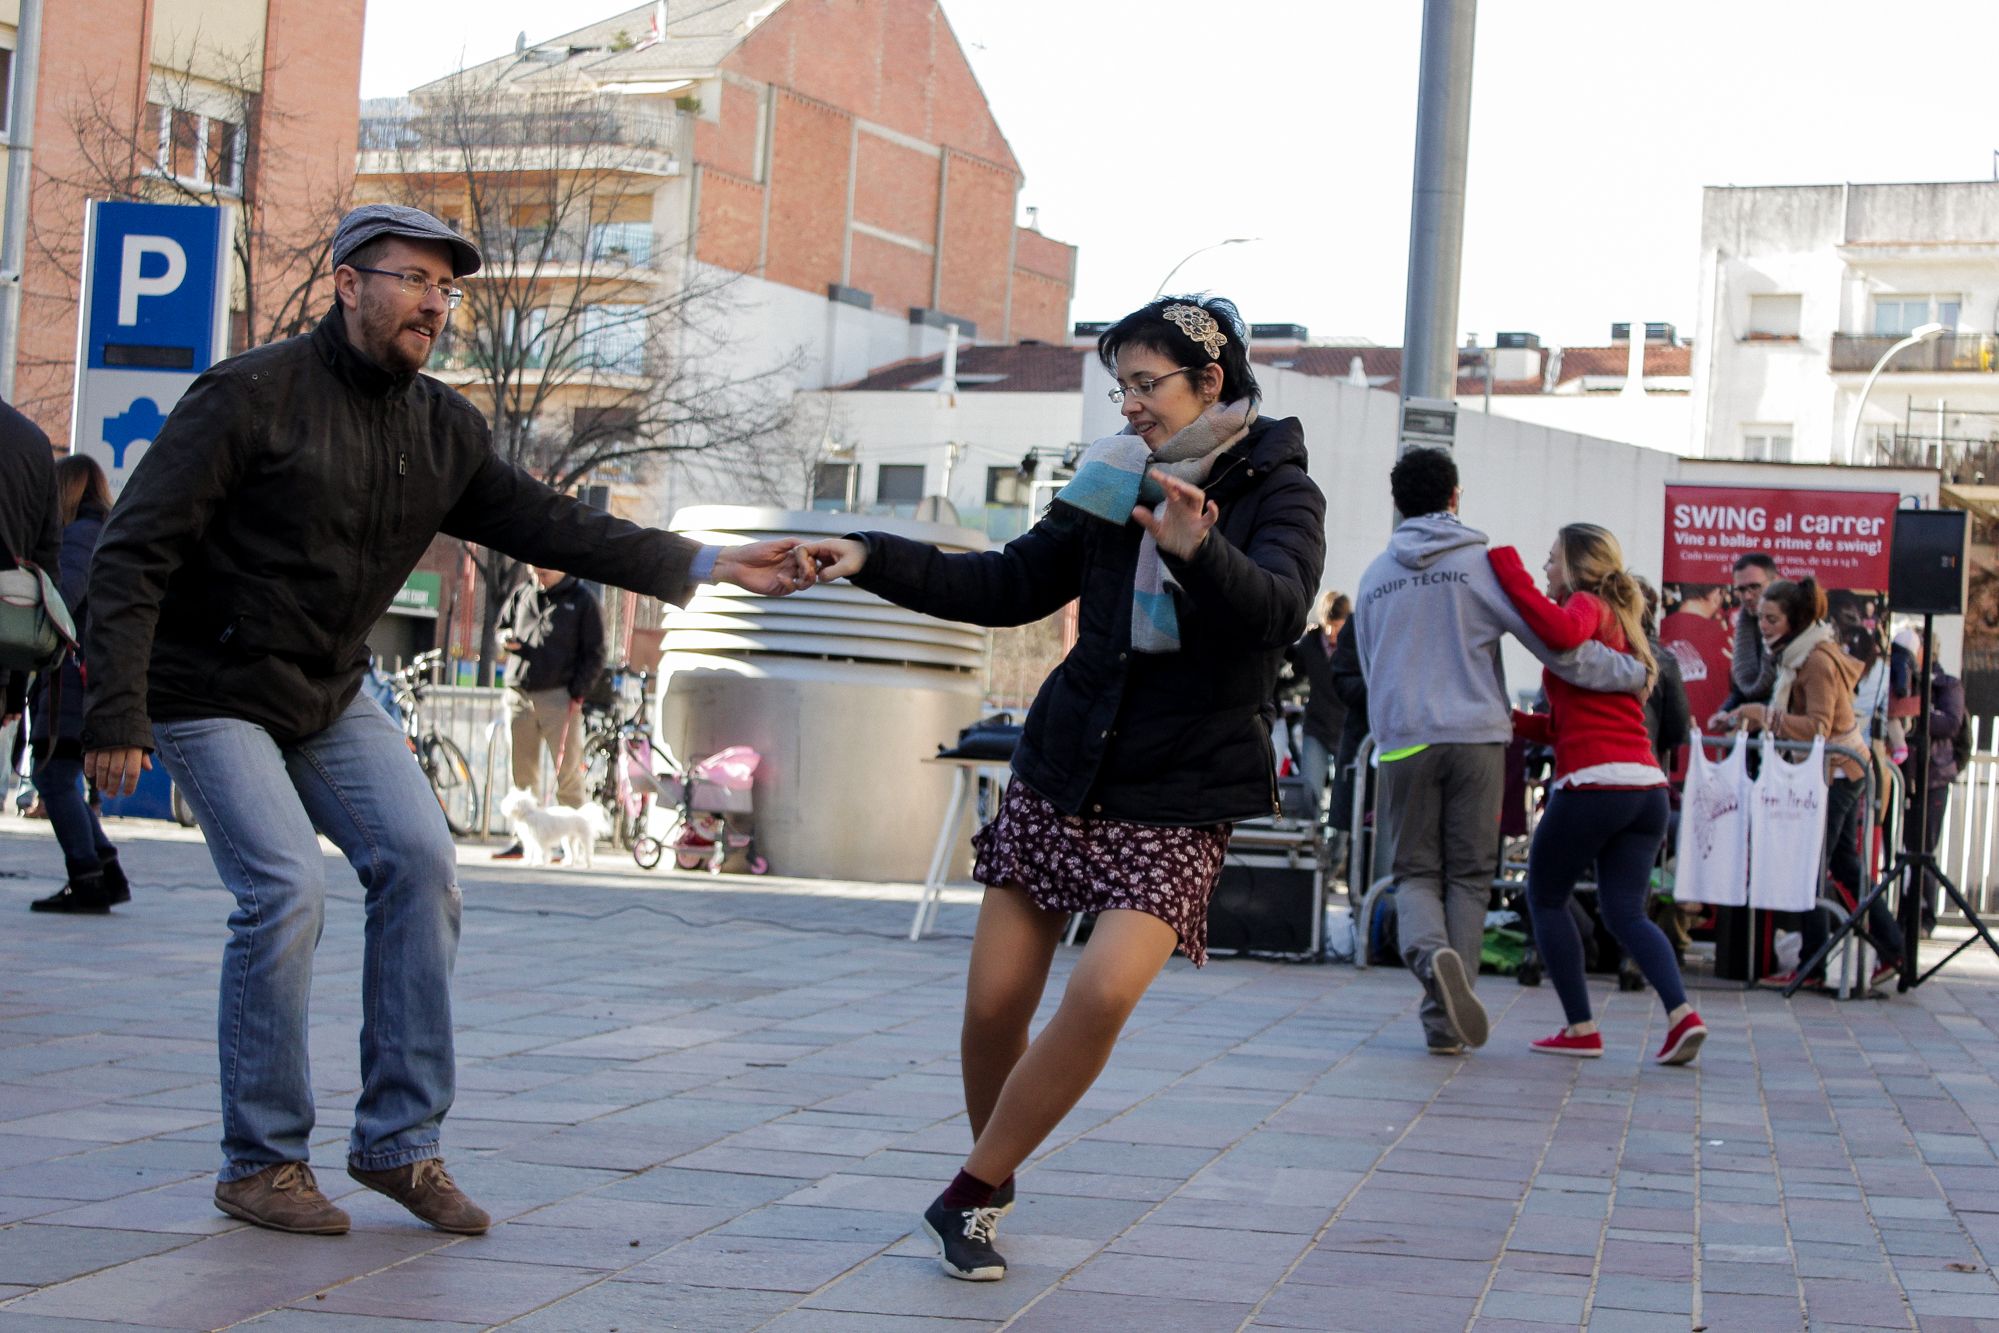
[418,686,511,838]
[1936,716,1999,915]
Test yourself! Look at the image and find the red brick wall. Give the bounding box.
[695,170,766,274]
[1009,270,1072,344]
[17,0,152,438]
[937,151,1013,335]
[690,0,1074,342]
[852,133,936,241]
[848,232,931,317]
[1014,227,1074,283]
[257,0,365,336]
[762,90,849,292]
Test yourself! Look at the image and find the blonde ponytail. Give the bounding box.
[1560,524,1657,692]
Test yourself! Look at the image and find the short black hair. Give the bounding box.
[1390,447,1458,517]
[1096,295,1258,405]
[1733,551,1779,576]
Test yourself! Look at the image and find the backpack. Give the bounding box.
[0,561,77,672]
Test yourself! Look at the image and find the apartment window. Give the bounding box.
[877,464,924,512]
[1742,426,1794,462]
[1873,294,1961,336]
[1747,293,1801,339]
[986,466,1031,507]
[578,304,647,374]
[812,462,855,512]
[590,221,653,266]
[574,406,639,444]
[0,48,13,137]
[148,103,247,194]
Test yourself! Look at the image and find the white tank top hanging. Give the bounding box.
[1748,732,1828,913]
[1675,729,1750,907]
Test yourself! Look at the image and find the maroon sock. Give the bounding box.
[939,1168,997,1210]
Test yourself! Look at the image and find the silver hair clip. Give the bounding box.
[1163,303,1228,360]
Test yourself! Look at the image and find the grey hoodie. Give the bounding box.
[1354,513,1648,750]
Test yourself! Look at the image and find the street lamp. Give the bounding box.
[1848,321,1945,464]
[1153,237,1258,299]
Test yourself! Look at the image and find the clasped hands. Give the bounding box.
[796,469,1218,582]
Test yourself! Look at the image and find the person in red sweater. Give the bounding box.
[1490,524,1706,1066]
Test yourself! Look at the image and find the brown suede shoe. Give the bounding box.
[213,1161,350,1234]
[347,1158,490,1234]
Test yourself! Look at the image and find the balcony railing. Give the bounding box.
[492,223,657,270]
[358,97,683,159]
[1829,332,1998,373]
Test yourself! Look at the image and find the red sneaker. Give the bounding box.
[1655,1011,1707,1066]
[1531,1029,1603,1058]
[1760,971,1823,991]
[1869,959,1901,988]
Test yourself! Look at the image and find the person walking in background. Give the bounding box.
[82,204,819,1240]
[0,398,60,741]
[805,296,1324,1284]
[1353,448,1648,1057]
[1489,530,1706,1065]
[492,563,606,860]
[1711,551,1779,726]
[27,457,128,914]
[1327,615,1370,882]
[1900,631,1965,936]
[1718,577,1903,988]
[1284,589,1350,820]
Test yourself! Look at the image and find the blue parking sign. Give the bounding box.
[70,201,233,492]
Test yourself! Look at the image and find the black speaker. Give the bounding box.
[1890,510,1968,615]
[1207,854,1322,959]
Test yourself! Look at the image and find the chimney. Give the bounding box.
[1623,317,1647,398]
[939,322,959,401]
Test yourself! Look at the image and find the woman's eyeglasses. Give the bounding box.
[1107,367,1195,405]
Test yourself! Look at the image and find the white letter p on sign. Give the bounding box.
[118,235,188,326]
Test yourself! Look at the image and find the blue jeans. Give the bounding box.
[30,753,115,870]
[153,694,461,1182]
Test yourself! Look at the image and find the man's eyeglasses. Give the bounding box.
[1108,367,1195,405]
[349,265,464,310]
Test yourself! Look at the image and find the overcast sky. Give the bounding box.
[362,0,1999,348]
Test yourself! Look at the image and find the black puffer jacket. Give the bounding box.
[30,499,106,756]
[853,414,1325,825]
[0,399,59,716]
[85,307,700,750]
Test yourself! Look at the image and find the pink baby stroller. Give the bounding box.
[668,745,769,874]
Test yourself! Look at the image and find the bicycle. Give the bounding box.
[387,650,480,837]
[583,665,669,868]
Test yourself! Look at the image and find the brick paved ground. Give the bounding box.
[1,818,1997,1331]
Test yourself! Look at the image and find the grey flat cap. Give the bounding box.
[332,203,482,278]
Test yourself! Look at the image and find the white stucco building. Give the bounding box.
[1691,180,1999,465]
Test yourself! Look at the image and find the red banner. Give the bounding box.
[1663,485,1898,590]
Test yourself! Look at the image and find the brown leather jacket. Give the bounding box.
[1770,637,1866,781]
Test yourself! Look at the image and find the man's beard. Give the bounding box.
[354,293,440,376]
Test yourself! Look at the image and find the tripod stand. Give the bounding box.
[1794,612,1999,994]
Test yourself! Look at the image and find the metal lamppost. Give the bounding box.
[1848,321,1945,464]
[1152,237,1257,300]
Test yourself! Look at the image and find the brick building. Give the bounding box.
[2,0,367,440]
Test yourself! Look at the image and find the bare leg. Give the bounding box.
[963,909,1177,1185]
[961,886,1068,1142]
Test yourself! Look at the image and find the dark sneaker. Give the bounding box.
[30,874,113,914]
[1430,947,1489,1048]
[347,1158,490,1234]
[922,1196,1007,1281]
[1426,1038,1465,1057]
[214,1162,350,1234]
[490,841,525,860]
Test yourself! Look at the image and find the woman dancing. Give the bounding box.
[807,296,1324,1281]
[1490,526,1706,1065]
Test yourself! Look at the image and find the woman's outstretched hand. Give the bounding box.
[804,537,868,581]
[1134,470,1218,559]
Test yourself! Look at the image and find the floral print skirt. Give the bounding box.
[970,779,1232,967]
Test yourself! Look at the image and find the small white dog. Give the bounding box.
[498,790,611,868]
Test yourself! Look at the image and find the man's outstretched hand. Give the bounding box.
[713,539,819,595]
